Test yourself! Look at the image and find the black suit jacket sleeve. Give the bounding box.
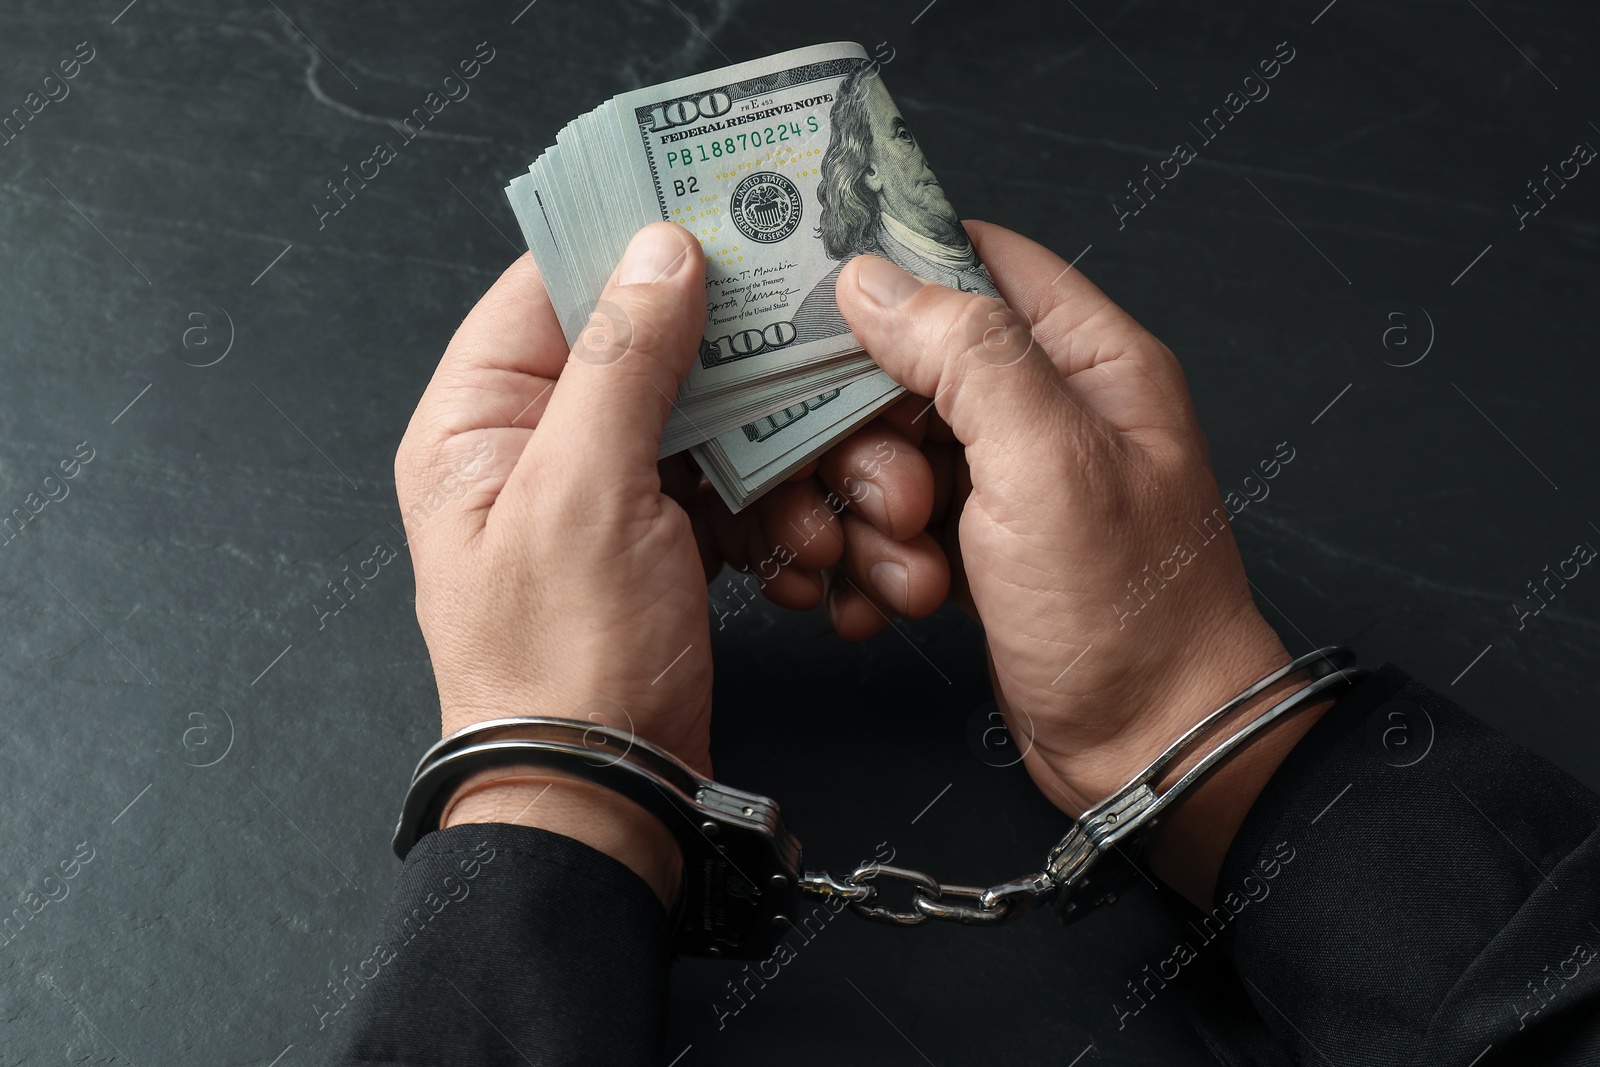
[318,824,671,1067]
[323,664,1600,1066]
[1191,663,1600,1065]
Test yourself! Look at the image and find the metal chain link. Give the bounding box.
[794,649,1360,934]
[799,864,1052,927]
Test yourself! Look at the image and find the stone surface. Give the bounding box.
[0,0,1596,1064]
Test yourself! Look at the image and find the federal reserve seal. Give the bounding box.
[729,171,802,243]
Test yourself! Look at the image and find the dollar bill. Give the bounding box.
[504,42,996,510]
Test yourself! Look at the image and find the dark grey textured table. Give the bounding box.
[2,1,1596,1063]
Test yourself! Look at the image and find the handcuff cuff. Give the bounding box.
[394,647,1363,959]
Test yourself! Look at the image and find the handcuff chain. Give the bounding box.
[797,647,1362,931]
[798,864,1051,927]
[394,647,1361,954]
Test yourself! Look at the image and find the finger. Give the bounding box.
[837,253,1092,486]
[758,564,825,611]
[816,424,932,541]
[705,480,841,571]
[962,220,1194,433]
[410,253,568,438]
[837,514,949,619]
[738,508,825,611]
[876,393,932,446]
[755,479,845,570]
[700,483,831,610]
[512,223,706,498]
[826,575,890,642]
[396,254,566,542]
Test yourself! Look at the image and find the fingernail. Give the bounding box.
[856,255,924,307]
[869,560,910,614]
[619,225,692,286]
[852,479,892,533]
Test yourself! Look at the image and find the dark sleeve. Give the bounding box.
[1186,663,1600,1066]
[319,823,671,1067]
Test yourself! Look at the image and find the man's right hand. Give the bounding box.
[834,221,1319,907]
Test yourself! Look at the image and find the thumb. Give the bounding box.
[524,222,706,488]
[836,254,1090,485]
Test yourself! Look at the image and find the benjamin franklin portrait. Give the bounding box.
[791,61,999,343]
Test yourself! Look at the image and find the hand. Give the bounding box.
[835,222,1327,906]
[395,223,720,906]
[701,395,950,638]
[393,219,948,905]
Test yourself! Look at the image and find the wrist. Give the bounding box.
[1039,602,1293,804]
[1141,691,1334,907]
[1035,605,1329,909]
[441,766,685,910]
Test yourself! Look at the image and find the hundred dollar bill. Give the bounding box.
[695,370,904,510]
[608,44,875,393]
[504,42,997,509]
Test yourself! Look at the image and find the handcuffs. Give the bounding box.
[394,647,1362,959]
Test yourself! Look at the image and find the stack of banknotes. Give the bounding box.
[505,41,997,510]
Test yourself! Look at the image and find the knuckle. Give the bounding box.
[396,426,496,531]
[393,426,431,512]
[572,297,637,366]
[951,294,1038,370]
[572,286,691,373]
